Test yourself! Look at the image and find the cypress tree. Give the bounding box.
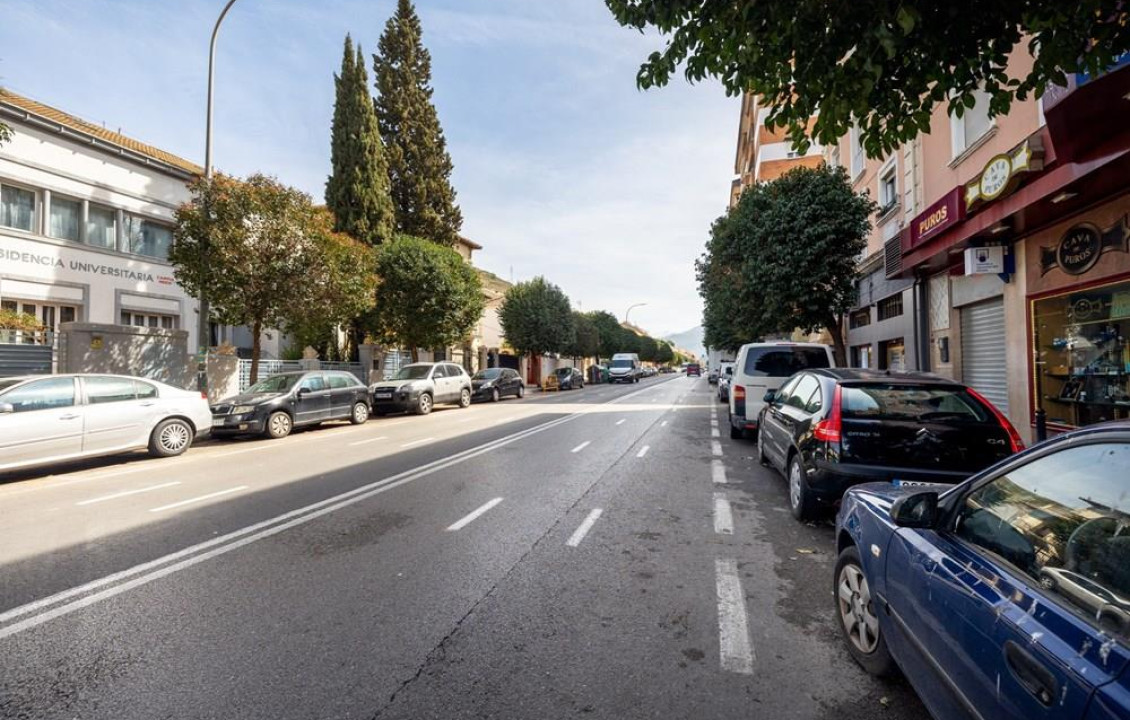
[373,0,463,246]
[326,34,395,246]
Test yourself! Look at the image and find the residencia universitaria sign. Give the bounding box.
[1,246,165,284]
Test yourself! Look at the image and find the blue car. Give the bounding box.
[835,421,1130,720]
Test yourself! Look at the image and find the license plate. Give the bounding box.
[375,393,393,400]
[211,417,226,427]
[892,479,931,487]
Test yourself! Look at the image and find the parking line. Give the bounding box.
[400,437,435,448]
[566,508,603,547]
[149,486,247,513]
[661,420,668,427]
[636,445,650,458]
[712,460,727,484]
[446,497,503,531]
[711,440,723,457]
[349,436,388,446]
[715,558,755,674]
[713,493,734,535]
[615,419,626,426]
[571,441,590,453]
[711,428,720,438]
[76,481,181,506]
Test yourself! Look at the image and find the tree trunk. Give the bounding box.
[411,346,419,363]
[825,314,847,367]
[250,319,262,385]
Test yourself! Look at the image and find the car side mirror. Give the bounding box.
[763,390,776,404]
[891,491,940,529]
[296,387,309,397]
[0,402,13,414]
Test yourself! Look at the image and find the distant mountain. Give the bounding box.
[663,326,705,360]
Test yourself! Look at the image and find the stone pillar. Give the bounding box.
[359,343,383,385]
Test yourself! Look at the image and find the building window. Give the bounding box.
[851,344,873,369]
[121,310,176,329]
[0,184,36,232]
[950,87,994,158]
[849,308,872,329]
[828,146,841,169]
[49,196,82,242]
[878,293,904,321]
[878,162,898,216]
[880,339,906,371]
[849,125,864,177]
[124,214,173,259]
[87,204,117,249]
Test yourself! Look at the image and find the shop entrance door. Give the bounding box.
[960,297,1009,414]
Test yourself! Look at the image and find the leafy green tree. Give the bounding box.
[172,174,370,383]
[373,0,463,245]
[326,34,395,246]
[567,311,601,362]
[605,0,1130,157]
[369,235,484,361]
[498,277,575,358]
[586,310,623,361]
[700,164,875,365]
[656,340,675,365]
[638,336,660,363]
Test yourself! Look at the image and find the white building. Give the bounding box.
[0,89,200,349]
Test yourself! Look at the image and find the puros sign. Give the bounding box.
[909,187,964,248]
[964,138,1044,212]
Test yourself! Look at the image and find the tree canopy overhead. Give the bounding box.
[604,0,1130,157]
[498,277,575,358]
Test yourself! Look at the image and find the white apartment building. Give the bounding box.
[0,89,200,348]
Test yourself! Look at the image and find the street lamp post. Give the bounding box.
[196,0,241,393]
[624,303,647,325]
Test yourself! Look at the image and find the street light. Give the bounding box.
[196,0,241,392]
[624,302,647,325]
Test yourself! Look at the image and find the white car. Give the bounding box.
[0,373,212,472]
[727,342,835,439]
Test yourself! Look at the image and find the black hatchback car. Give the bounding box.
[211,370,371,440]
[757,369,1024,521]
[471,367,525,402]
[555,367,584,390]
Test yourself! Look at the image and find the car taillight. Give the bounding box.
[813,384,842,443]
[734,385,745,401]
[966,387,1025,453]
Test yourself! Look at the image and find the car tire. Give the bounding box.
[517,385,525,398]
[350,402,370,425]
[834,545,895,677]
[491,388,501,403]
[459,388,471,408]
[729,422,744,440]
[148,418,194,458]
[414,393,433,415]
[265,411,293,439]
[787,454,817,521]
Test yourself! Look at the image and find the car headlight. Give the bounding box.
[232,405,256,414]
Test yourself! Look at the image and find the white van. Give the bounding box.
[608,353,641,383]
[727,342,835,439]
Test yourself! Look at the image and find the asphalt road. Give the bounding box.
[0,375,929,719]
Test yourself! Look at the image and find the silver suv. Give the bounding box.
[369,362,473,416]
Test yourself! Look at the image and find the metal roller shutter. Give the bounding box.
[960,297,1009,415]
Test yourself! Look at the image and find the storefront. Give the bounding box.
[1027,194,1130,430]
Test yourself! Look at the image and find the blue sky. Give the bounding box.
[0,0,738,336]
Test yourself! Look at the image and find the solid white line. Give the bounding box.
[148,486,247,513]
[661,420,668,427]
[712,460,728,485]
[76,481,182,506]
[446,497,503,531]
[566,508,603,547]
[571,441,590,453]
[348,436,388,446]
[711,440,723,457]
[615,419,626,426]
[636,445,650,458]
[401,437,435,448]
[713,493,734,535]
[716,558,755,674]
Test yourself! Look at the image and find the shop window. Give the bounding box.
[87,204,117,249]
[950,87,994,158]
[0,184,36,232]
[851,344,873,369]
[878,294,904,321]
[120,310,177,330]
[49,196,82,242]
[849,308,872,329]
[880,339,906,371]
[1032,279,1130,428]
[124,214,173,260]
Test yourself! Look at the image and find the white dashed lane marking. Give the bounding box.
[566,509,603,547]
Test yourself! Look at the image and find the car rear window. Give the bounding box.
[742,347,830,377]
[841,385,991,423]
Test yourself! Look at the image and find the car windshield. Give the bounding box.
[395,365,432,380]
[841,385,991,422]
[473,369,502,380]
[247,374,300,393]
[555,368,572,376]
[0,378,26,393]
[743,347,830,377]
[610,359,633,368]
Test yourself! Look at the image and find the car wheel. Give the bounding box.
[835,545,895,677]
[266,411,293,439]
[148,418,193,458]
[517,384,525,398]
[787,454,816,521]
[491,388,501,403]
[459,388,471,408]
[350,402,370,425]
[729,420,744,440]
[415,393,433,415]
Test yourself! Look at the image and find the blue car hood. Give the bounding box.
[846,481,951,517]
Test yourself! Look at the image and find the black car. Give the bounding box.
[211,370,371,439]
[757,368,1023,520]
[554,366,584,390]
[471,367,525,402]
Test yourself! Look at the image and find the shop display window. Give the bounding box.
[1033,278,1130,427]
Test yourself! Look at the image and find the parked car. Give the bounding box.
[370,362,472,416]
[0,373,212,471]
[555,366,585,390]
[728,342,835,440]
[686,363,702,377]
[708,367,720,384]
[608,353,641,383]
[758,369,1022,520]
[834,421,1130,720]
[211,370,370,440]
[717,364,734,402]
[471,367,525,402]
